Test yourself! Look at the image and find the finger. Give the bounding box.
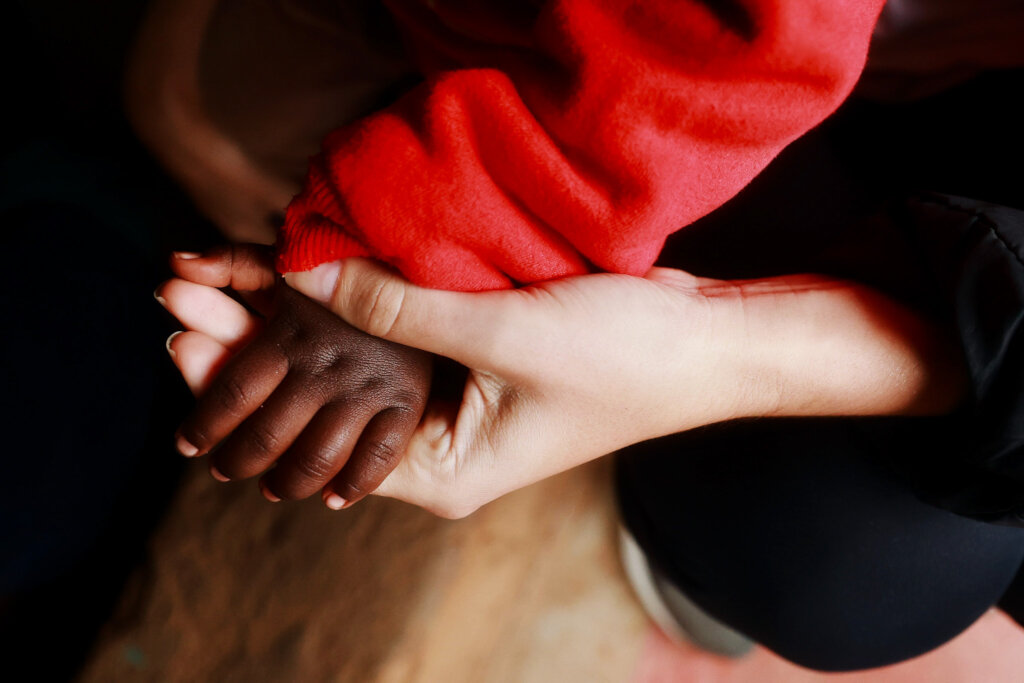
[210,374,324,482]
[175,339,287,457]
[166,330,232,396]
[260,401,371,501]
[370,400,465,515]
[156,278,261,349]
[285,259,514,368]
[169,244,277,291]
[321,406,420,509]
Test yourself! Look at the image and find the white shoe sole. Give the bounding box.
[618,525,755,657]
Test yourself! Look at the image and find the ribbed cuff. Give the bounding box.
[275,162,370,273]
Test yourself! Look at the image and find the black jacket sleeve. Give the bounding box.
[875,194,1024,526]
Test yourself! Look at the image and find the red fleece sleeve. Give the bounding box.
[277,0,885,291]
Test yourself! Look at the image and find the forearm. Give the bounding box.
[704,275,968,424]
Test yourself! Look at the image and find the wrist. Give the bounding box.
[709,275,967,420]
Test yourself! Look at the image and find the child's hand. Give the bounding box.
[157,245,432,508]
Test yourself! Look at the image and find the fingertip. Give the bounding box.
[158,278,260,347]
[168,330,233,396]
[154,278,176,306]
[169,249,203,275]
[165,330,182,359]
[259,478,282,503]
[210,465,230,482]
[168,246,232,285]
[176,433,199,457]
[283,261,342,304]
[323,491,349,510]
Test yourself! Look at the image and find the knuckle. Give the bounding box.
[336,479,368,499]
[357,278,406,339]
[357,376,387,398]
[244,421,282,457]
[211,375,251,414]
[332,439,400,500]
[388,393,424,415]
[361,439,399,471]
[306,348,351,380]
[291,452,338,483]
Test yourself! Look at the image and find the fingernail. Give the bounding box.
[154,289,167,306]
[283,261,342,303]
[173,251,202,260]
[324,492,348,510]
[176,434,199,457]
[259,479,281,503]
[165,331,182,359]
[210,466,230,482]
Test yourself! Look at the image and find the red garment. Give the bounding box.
[277,0,885,291]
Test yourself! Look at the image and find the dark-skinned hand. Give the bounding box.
[156,244,432,508]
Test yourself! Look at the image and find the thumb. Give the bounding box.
[285,258,511,367]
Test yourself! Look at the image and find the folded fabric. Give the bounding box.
[278,0,885,291]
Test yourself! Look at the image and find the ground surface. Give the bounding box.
[79,459,1024,683]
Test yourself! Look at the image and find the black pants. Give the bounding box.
[616,419,1024,671]
[615,69,1024,672]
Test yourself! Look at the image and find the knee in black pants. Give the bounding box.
[616,419,1024,672]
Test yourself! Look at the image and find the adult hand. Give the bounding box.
[280,259,964,517]
[163,254,742,515]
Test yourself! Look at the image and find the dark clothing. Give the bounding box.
[616,420,1024,671]
[618,68,1024,671]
